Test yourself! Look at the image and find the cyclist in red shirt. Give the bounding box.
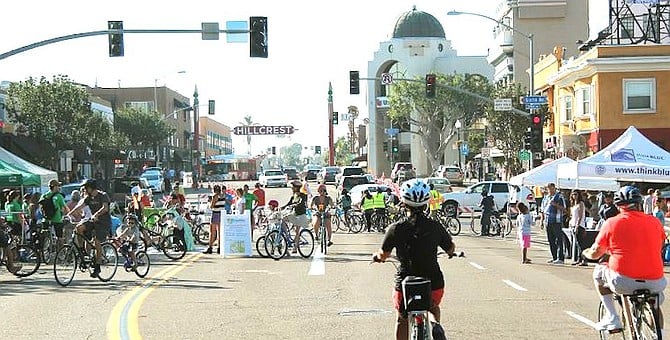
[582,186,667,331]
[252,182,266,229]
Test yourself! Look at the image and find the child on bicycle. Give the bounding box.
[118,214,140,269]
[516,202,532,264]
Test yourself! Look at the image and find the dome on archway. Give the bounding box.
[392,6,445,39]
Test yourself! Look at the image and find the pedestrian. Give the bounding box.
[360,189,375,232]
[242,184,257,234]
[544,183,566,264]
[569,190,588,266]
[252,183,266,231]
[643,188,654,215]
[516,202,532,264]
[204,185,225,255]
[235,188,246,214]
[653,199,666,225]
[5,190,24,237]
[598,192,619,223]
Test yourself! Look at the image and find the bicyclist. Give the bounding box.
[582,186,667,332]
[282,181,310,253]
[428,183,444,219]
[41,179,69,249]
[118,214,140,270]
[310,184,334,247]
[479,189,496,236]
[361,189,375,232]
[338,189,353,227]
[385,187,400,208]
[65,179,112,278]
[373,179,454,340]
[372,187,387,232]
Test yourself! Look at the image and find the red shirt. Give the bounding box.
[253,188,265,206]
[596,210,665,279]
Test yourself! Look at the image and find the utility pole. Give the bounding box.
[192,85,200,188]
[328,82,335,166]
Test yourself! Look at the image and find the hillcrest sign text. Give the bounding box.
[233,125,295,136]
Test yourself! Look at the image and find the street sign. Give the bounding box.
[518,150,530,160]
[225,21,248,43]
[381,73,394,85]
[460,143,469,155]
[522,96,548,104]
[525,103,542,110]
[385,128,399,136]
[233,125,295,135]
[494,98,512,111]
[481,147,491,158]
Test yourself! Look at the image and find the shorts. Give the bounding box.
[285,214,310,229]
[393,288,444,318]
[51,222,64,238]
[519,234,531,249]
[593,264,667,304]
[211,212,221,224]
[81,221,110,242]
[121,242,138,253]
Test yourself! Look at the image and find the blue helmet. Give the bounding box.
[613,186,642,206]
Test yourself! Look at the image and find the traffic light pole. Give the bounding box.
[328,83,335,166]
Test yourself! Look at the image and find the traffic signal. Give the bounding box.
[208,100,215,115]
[530,113,543,152]
[425,74,436,98]
[391,138,399,154]
[523,128,532,150]
[332,112,339,125]
[382,141,388,152]
[107,21,124,57]
[249,16,268,58]
[349,71,360,95]
[271,146,276,155]
[315,146,321,154]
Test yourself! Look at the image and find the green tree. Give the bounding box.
[4,75,94,165]
[334,136,353,166]
[114,107,175,151]
[388,73,493,171]
[279,143,303,168]
[347,105,359,153]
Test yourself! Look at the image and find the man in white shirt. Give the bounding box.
[643,188,654,215]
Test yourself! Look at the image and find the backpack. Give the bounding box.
[39,193,60,220]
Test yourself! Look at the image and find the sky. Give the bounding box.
[0,0,608,156]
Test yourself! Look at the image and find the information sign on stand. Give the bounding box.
[221,212,252,257]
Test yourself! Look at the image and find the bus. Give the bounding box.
[203,154,260,181]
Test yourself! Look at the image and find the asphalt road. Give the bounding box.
[1,180,668,340]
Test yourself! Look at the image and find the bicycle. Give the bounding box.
[372,252,464,340]
[598,289,662,340]
[186,209,210,246]
[332,207,365,234]
[471,211,511,237]
[53,221,119,287]
[313,210,329,255]
[113,238,151,278]
[430,209,461,236]
[0,225,40,277]
[263,209,315,260]
[138,216,187,261]
[370,209,389,233]
[27,220,60,265]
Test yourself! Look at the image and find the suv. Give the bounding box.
[441,181,535,215]
[336,166,364,184]
[434,165,464,186]
[391,162,415,183]
[337,175,372,193]
[259,169,288,188]
[282,167,300,180]
[317,166,340,184]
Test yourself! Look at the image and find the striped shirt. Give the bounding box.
[211,194,227,213]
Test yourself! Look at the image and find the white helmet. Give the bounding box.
[400,179,431,207]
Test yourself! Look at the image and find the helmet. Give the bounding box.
[291,181,302,188]
[613,186,642,206]
[317,184,327,192]
[268,199,279,208]
[481,189,489,197]
[83,179,97,189]
[400,179,431,207]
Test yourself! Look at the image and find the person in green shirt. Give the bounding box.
[5,190,24,237]
[242,184,258,235]
[41,179,69,248]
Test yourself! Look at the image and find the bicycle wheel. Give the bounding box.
[637,301,661,340]
[297,229,315,258]
[133,250,151,278]
[40,234,55,264]
[256,236,269,258]
[332,214,342,233]
[471,218,483,236]
[446,218,461,236]
[11,244,40,277]
[96,242,118,282]
[320,226,328,255]
[195,223,210,246]
[501,217,513,237]
[348,213,364,234]
[264,230,288,260]
[54,245,77,287]
[162,234,187,260]
[598,301,626,340]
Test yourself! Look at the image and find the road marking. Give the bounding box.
[107,253,204,340]
[308,251,326,276]
[469,262,486,270]
[502,279,528,291]
[565,311,599,329]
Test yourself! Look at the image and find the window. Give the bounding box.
[561,95,572,121]
[490,183,508,193]
[621,16,634,39]
[643,13,661,41]
[125,101,154,112]
[576,87,591,117]
[623,78,655,112]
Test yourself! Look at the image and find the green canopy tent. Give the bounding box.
[0,171,23,187]
[0,146,57,187]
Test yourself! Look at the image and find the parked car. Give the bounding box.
[259,169,288,188]
[349,183,390,206]
[140,171,164,193]
[317,166,340,184]
[337,175,373,194]
[434,165,464,186]
[391,162,416,183]
[282,167,300,180]
[424,177,453,193]
[441,181,535,214]
[303,168,321,181]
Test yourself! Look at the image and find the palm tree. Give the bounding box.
[347,105,359,153]
[239,115,257,155]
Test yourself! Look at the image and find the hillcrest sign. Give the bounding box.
[232,125,295,136]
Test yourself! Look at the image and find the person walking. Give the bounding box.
[204,185,225,254]
[544,183,566,264]
[568,190,588,266]
[516,202,532,264]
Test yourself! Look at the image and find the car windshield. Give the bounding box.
[141,174,159,181]
[343,168,363,176]
[265,171,283,176]
[445,168,461,173]
[429,178,449,185]
[344,177,368,188]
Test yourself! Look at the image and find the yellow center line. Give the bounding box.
[107,253,204,340]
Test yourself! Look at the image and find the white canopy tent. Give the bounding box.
[510,156,619,191]
[557,126,670,186]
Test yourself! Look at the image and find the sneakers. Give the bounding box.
[552,259,565,264]
[327,241,333,247]
[595,316,623,331]
[203,247,213,254]
[547,259,556,264]
[90,264,101,278]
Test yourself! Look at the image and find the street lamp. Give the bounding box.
[454,119,462,170]
[447,10,534,94]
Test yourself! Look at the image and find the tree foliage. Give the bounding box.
[388,73,493,170]
[279,143,303,168]
[334,136,353,166]
[114,107,175,148]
